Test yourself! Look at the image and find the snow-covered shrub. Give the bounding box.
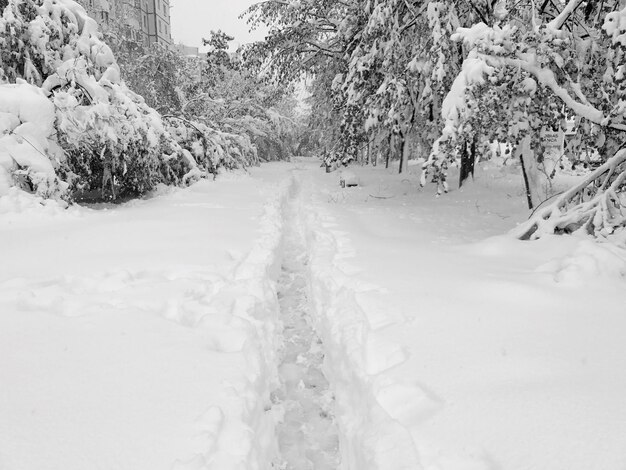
[0,82,66,196]
[165,117,258,176]
[0,0,193,199]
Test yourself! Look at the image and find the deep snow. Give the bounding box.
[0,173,286,470]
[297,159,626,470]
[1,160,625,470]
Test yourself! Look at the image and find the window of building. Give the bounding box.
[158,19,161,32]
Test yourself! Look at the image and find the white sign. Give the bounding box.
[541,128,564,157]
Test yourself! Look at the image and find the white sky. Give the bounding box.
[170,0,267,49]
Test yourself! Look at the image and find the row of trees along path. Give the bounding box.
[245,0,626,240]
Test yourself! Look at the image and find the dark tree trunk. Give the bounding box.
[386,133,392,169]
[398,132,410,174]
[459,135,476,187]
[519,153,534,210]
[398,133,405,174]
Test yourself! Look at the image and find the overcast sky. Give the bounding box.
[170,0,266,49]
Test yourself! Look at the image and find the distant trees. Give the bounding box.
[113,28,306,166]
[245,0,626,239]
[244,0,479,171]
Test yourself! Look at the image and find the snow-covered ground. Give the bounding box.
[0,173,287,470]
[296,159,626,470]
[1,160,625,470]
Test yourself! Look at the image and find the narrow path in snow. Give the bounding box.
[271,180,340,470]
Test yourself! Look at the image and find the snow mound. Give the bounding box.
[0,187,70,217]
[339,170,359,187]
[539,239,626,283]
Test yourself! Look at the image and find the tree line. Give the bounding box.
[0,0,306,202]
[244,0,626,239]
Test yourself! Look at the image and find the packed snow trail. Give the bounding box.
[271,177,340,470]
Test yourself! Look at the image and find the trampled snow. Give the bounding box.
[1,160,625,470]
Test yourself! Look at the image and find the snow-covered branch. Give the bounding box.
[512,149,626,239]
[546,0,585,30]
[478,53,626,131]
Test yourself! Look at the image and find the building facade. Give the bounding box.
[78,0,172,47]
[146,0,172,47]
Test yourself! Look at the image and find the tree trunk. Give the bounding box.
[398,133,405,174]
[399,133,409,174]
[386,133,392,169]
[459,135,476,187]
[517,134,541,209]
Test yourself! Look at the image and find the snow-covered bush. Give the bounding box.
[0,82,65,197]
[165,117,258,177]
[0,0,193,199]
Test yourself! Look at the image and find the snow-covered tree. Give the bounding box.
[244,0,353,160]
[197,31,304,163]
[0,0,196,199]
[248,0,626,239]
[425,0,626,237]
[244,0,476,169]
